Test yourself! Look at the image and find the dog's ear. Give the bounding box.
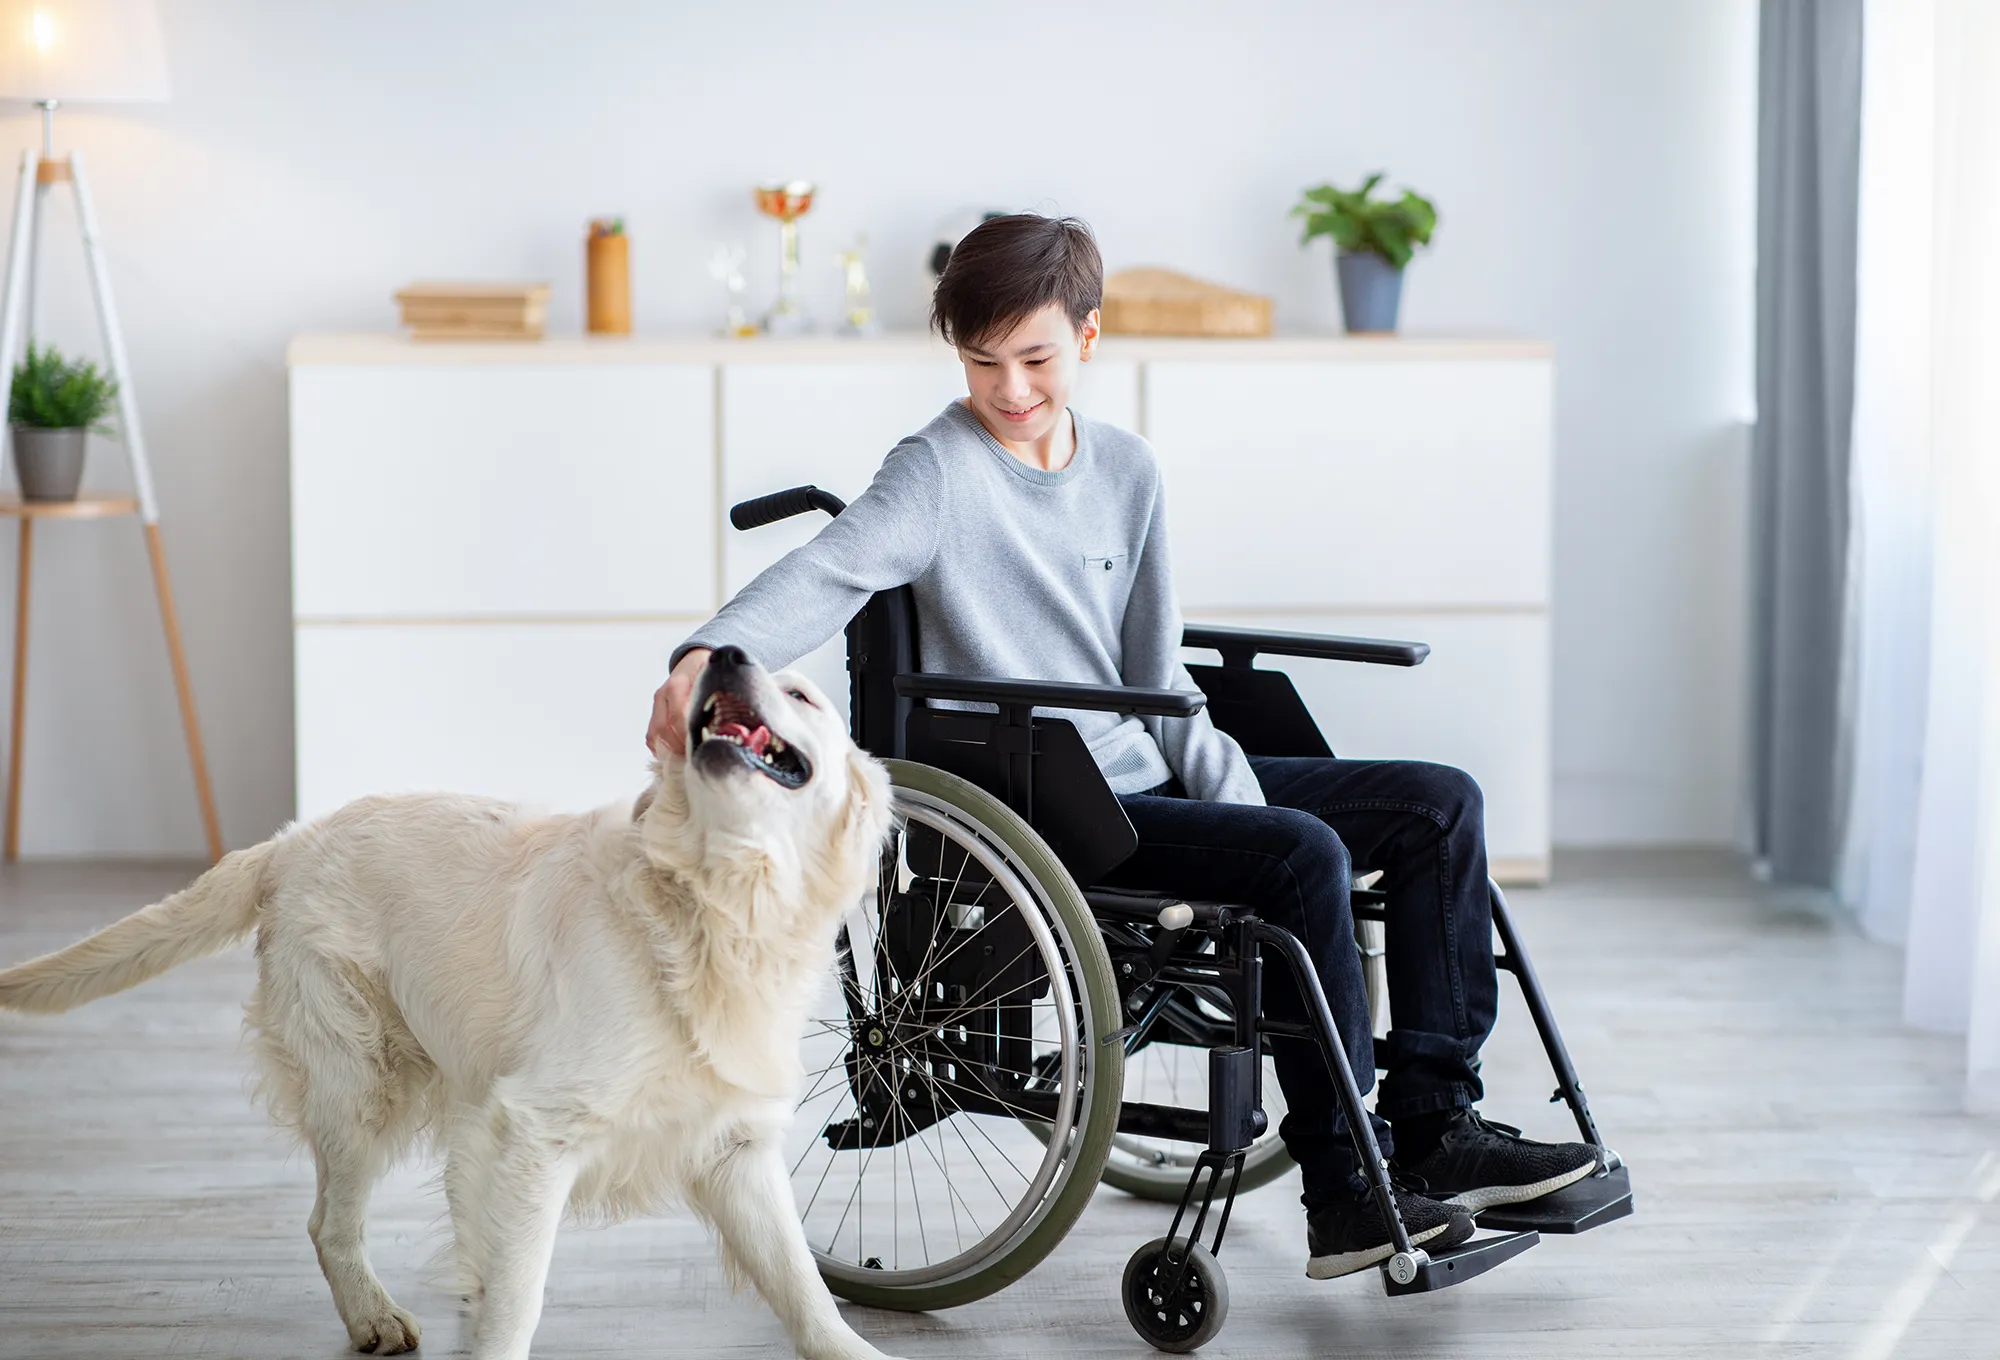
[631,783,656,821]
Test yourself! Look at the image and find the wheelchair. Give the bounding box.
[734,485,1633,1352]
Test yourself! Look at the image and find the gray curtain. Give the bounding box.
[1753,0,1864,887]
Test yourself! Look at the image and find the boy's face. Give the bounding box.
[956,301,1100,447]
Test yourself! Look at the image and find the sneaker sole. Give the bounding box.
[1438,1156,1597,1214]
[1305,1217,1469,1280]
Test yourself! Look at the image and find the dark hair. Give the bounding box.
[929,214,1103,350]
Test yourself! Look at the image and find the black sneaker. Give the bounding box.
[1305,1180,1475,1280]
[1395,1109,1600,1212]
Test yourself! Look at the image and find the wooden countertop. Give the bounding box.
[288,331,1553,367]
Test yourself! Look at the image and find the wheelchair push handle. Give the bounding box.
[729,484,848,531]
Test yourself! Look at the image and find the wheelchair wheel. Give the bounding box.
[1122,1236,1229,1353]
[1097,985,1296,1201]
[788,759,1124,1312]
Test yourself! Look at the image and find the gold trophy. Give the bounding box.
[836,235,881,337]
[707,245,756,338]
[754,180,815,334]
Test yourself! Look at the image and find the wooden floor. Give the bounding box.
[2,851,1996,1358]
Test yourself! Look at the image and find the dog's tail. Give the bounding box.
[0,841,276,1014]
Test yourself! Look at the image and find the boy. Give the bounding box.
[646,214,1597,1278]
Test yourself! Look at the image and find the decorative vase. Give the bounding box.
[11,426,86,501]
[1335,251,1405,334]
[585,220,631,335]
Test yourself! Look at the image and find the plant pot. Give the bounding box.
[1335,251,1405,334]
[10,425,86,501]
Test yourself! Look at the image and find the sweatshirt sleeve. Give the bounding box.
[1120,474,1267,807]
[671,438,944,672]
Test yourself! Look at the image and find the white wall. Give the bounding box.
[0,0,1757,856]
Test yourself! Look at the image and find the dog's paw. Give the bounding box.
[348,1304,422,1355]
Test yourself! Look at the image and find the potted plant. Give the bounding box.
[7,342,118,501]
[1291,173,1438,334]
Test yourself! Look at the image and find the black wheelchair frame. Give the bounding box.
[733,484,1632,1349]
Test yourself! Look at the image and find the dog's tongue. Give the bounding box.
[717,721,772,755]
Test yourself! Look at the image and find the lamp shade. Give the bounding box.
[0,1,168,103]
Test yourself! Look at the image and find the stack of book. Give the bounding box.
[393,283,551,340]
[1101,267,1273,337]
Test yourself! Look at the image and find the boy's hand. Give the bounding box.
[647,648,711,758]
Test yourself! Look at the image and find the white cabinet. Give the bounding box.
[295,621,684,818]
[1145,360,1551,610]
[289,334,1550,877]
[290,362,715,617]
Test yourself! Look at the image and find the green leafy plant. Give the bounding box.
[1291,173,1439,269]
[9,342,118,433]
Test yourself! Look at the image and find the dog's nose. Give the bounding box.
[709,645,752,671]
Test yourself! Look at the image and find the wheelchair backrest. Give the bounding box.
[844,586,919,760]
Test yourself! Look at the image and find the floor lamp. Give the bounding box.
[0,0,220,862]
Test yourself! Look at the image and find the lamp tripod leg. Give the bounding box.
[5,517,29,863]
[1,150,37,863]
[142,522,221,863]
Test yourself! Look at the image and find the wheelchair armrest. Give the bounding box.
[1182,623,1430,668]
[893,672,1205,717]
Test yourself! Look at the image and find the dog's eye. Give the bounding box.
[787,688,815,707]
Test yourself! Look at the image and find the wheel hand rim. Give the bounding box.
[789,788,1089,1289]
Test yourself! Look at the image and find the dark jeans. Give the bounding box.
[1101,756,1498,1206]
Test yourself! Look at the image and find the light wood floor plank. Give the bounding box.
[2,851,1995,1357]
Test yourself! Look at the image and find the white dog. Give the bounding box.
[0,648,904,1360]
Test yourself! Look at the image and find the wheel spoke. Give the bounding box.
[888,925,1045,1030]
[904,964,1063,1037]
[794,1043,862,1125]
[790,781,1103,1295]
[895,822,978,1008]
[911,1058,981,1247]
[915,1080,1041,1186]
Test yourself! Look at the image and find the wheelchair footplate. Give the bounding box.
[1387,1156,1631,1296]
[1474,1159,1634,1234]
[1381,1227,1539,1296]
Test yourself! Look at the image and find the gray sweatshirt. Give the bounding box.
[674,400,1265,805]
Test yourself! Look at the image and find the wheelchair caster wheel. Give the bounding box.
[1122,1236,1228,1353]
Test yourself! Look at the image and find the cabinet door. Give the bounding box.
[294,620,686,820]
[1184,610,1550,880]
[1145,360,1551,611]
[290,364,714,618]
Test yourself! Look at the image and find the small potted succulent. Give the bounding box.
[7,341,118,501]
[1291,174,1438,334]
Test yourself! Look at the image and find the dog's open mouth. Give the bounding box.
[694,689,812,788]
